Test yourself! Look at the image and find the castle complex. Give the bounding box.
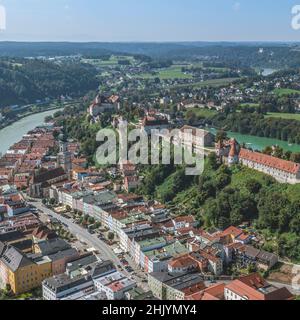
[216,139,300,184]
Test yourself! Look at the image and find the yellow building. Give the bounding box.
[0,245,52,295]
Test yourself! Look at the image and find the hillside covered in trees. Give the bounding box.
[0,58,98,108]
[137,154,300,262]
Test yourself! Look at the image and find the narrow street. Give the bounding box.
[32,200,149,291]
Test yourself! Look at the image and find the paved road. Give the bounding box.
[33,201,149,291]
[34,202,120,263]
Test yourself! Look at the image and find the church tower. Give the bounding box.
[57,134,72,173]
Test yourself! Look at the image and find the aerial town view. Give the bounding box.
[1,0,300,311]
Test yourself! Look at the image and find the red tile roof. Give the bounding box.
[221,226,243,238]
[173,215,195,224]
[182,282,207,296]
[225,273,294,300]
[168,255,197,269]
[187,283,225,300]
[143,116,169,127]
[240,148,300,174]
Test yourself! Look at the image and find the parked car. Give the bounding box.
[121,259,129,266]
[125,266,133,273]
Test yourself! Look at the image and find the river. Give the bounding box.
[208,128,300,153]
[256,68,278,76]
[261,68,277,76]
[0,109,61,155]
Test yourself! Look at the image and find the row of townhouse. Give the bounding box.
[149,271,294,301]
[53,185,193,273]
[53,186,169,270]
[54,184,278,278]
[188,225,278,272]
[52,187,117,228]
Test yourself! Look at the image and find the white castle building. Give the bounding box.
[239,149,300,184]
[216,138,300,184]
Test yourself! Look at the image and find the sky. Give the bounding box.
[0,0,300,42]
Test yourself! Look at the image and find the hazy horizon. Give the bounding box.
[0,0,299,42]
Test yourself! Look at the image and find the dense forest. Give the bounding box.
[210,111,300,144]
[0,58,98,108]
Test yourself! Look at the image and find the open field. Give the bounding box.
[137,65,193,80]
[273,88,300,97]
[172,77,239,89]
[137,63,232,80]
[82,55,135,67]
[266,112,300,121]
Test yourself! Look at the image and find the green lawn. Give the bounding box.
[230,166,272,190]
[273,88,300,97]
[266,112,300,121]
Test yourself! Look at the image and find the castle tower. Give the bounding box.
[228,138,240,166]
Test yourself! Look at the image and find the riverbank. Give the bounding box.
[0,108,63,155]
[208,128,300,153]
[0,105,63,131]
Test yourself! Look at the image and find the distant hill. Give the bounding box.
[0,58,98,108]
[1,42,300,68]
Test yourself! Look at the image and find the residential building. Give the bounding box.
[148,272,204,300]
[33,238,71,256]
[124,176,140,192]
[186,283,225,300]
[47,248,79,276]
[94,271,136,300]
[43,274,94,300]
[0,245,52,295]
[224,273,294,300]
[140,116,170,135]
[43,259,116,300]
[143,241,188,273]
[231,244,278,271]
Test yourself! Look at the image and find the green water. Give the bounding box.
[208,128,300,153]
